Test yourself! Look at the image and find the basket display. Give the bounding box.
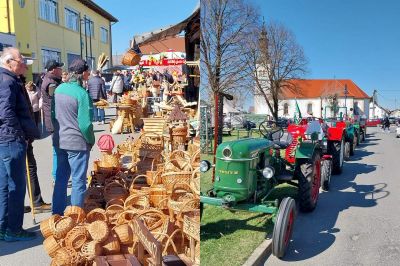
[86,208,108,223]
[102,232,121,255]
[88,220,110,243]
[81,241,103,260]
[113,224,134,245]
[104,181,129,203]
[64,225,89,251]
[40,214,61,238]
[52,216,75,239]
[64,206,86,224]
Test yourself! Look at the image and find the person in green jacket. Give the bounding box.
[51,59,95,215]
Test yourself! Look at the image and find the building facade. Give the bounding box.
[254,79,371,119]
[0,0,117,79]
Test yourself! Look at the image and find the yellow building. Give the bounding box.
[0,0,117,79]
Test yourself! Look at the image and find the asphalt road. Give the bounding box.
[0,109,139,266]
[266,126,400,266]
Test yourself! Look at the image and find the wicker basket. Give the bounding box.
[168,183,198,223]
[87,220,109,244]
[128,175,149,194]
[124,194,150,211]
[104,181,129,203]
[164,159,192,172]
[145,170,162,186]
[113,223,134,245]
[64,206,86,224]
[53,247,82,265]
[161,171,192,193]
[136,209,169,237]
[106,204,125,225]
[52,216,75,239]
[149,185,168,209]
[64,225,89,251]
[190,149,200,169]
[86,208,108,223]
[43,235,62,258]
[99,153,120,168]
[85,186,104,204]
[102,232,121,255]
[116,210,138,225]
[106,198,125,208]
[81,240,103,260]
[190,168,200,196]
[40,214,61,238]
[122,49,141,66]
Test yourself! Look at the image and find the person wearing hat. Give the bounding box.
[0,47,40,241]
[51,58,95,215]
[41,59,64,184]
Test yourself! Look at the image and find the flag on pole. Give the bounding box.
[294,99,302,124]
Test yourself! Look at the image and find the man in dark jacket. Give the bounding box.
[87,70,107,124]
[0,47,40,241]
[41,59,63,182]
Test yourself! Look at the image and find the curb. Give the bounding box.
[242,235,272,266]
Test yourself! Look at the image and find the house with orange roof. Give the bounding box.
[254,79,371,119]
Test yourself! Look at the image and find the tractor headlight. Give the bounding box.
[199,160,211,173]
[222,147,232,158]
[262,167,275,179]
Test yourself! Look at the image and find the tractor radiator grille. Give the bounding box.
[285,138,298,164]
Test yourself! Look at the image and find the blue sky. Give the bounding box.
[94,0,198,54]
[252,0,400,110]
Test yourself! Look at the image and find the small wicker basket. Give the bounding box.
[106,204,125,225]
[122,49,141,66]
[64,225,89,251]
[149,185,168,209]
[113,223,134,245]
[64,205,86,224]
[52,216,75,239]
[53,247,82,265]
[43,235,62,258]
[124,194,150,211]
[88,220,110,243]
[40,214,61,238]
[81,240,103,260]
[102,232,121,255]
[86,208,108,223]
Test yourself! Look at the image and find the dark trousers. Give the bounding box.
[112,92,123,103]
[33,111,40,127]
[26,142,43,207]
[0,139,27,233]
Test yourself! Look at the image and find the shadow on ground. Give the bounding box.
[0,224,43,256]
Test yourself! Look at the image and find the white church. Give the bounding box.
[254,79,371,119]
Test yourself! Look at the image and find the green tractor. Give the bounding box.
[200,120,325,258]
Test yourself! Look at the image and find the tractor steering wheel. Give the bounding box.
[259,120,284,141]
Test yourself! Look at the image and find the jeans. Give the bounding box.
[52,148,89,215]
[93,103,105,122]
[26,141,44,207]
[0,139,27,233]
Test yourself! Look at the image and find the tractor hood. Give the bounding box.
[216,138,272,160]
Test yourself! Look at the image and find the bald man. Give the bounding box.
[0,47,40,241]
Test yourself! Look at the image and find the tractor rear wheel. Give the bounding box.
[297,152,321,212]
[330,139,344,175]
[272,197,296,258]
[321,159,332,191]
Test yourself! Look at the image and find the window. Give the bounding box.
[42,48,61,71]
[307,103,313,114]
[64,7,79,31]
[283,103,289,115]
[83,17,94,37]
[67,53,81,68]
[39,0,58,24]
[86,56,95,70]
[100,27,108,43]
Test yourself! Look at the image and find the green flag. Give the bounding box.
[294,99,302,124]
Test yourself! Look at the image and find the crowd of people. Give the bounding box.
[0,47,96,241]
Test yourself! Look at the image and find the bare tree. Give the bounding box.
[243,21,308,121]
[200,0,258,148]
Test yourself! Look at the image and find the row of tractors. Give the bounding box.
[199,106,367,258]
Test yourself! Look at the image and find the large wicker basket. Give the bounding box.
[64,225,89,251]
[122,49,141,66]
[88,220,110,243]
[64,206,86,224]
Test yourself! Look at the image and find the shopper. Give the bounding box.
[41,59,64,183]
[52,58,95,215]
[0,47,40,241]
[25,81,41,127]
[110,70,124,103]
[87,70,107,124]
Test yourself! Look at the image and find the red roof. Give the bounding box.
[139,36,185,55]
[281,79,370,99]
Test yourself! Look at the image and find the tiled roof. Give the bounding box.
[139,37,185,54]
[281,79,370,99]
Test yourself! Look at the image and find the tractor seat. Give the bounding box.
[272,140,291,149]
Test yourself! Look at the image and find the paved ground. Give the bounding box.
[265,126,400,266]
[0,109,139,266]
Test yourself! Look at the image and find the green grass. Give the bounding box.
[200,138,299,266]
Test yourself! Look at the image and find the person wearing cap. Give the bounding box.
[41,59,64,184]
[0,47,40,241]
[51,58,95,215]
[87,70,107,124]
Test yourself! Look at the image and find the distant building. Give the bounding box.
[369,102,388,119]
[0,0,117,80]
[254,79,371,119]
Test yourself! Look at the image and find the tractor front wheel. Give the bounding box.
[321,159,332,191]
[350,135,357,156]
[330,139,344,175]
[272,197,296,258]
[344,141,351,161]
[297,152,321,212]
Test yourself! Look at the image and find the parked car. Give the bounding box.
[366,119,382,127]
[389,117,398,125]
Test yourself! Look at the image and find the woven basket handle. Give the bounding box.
[159,229,183,255]
[129,174,148,190]
[150,171,163,187]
